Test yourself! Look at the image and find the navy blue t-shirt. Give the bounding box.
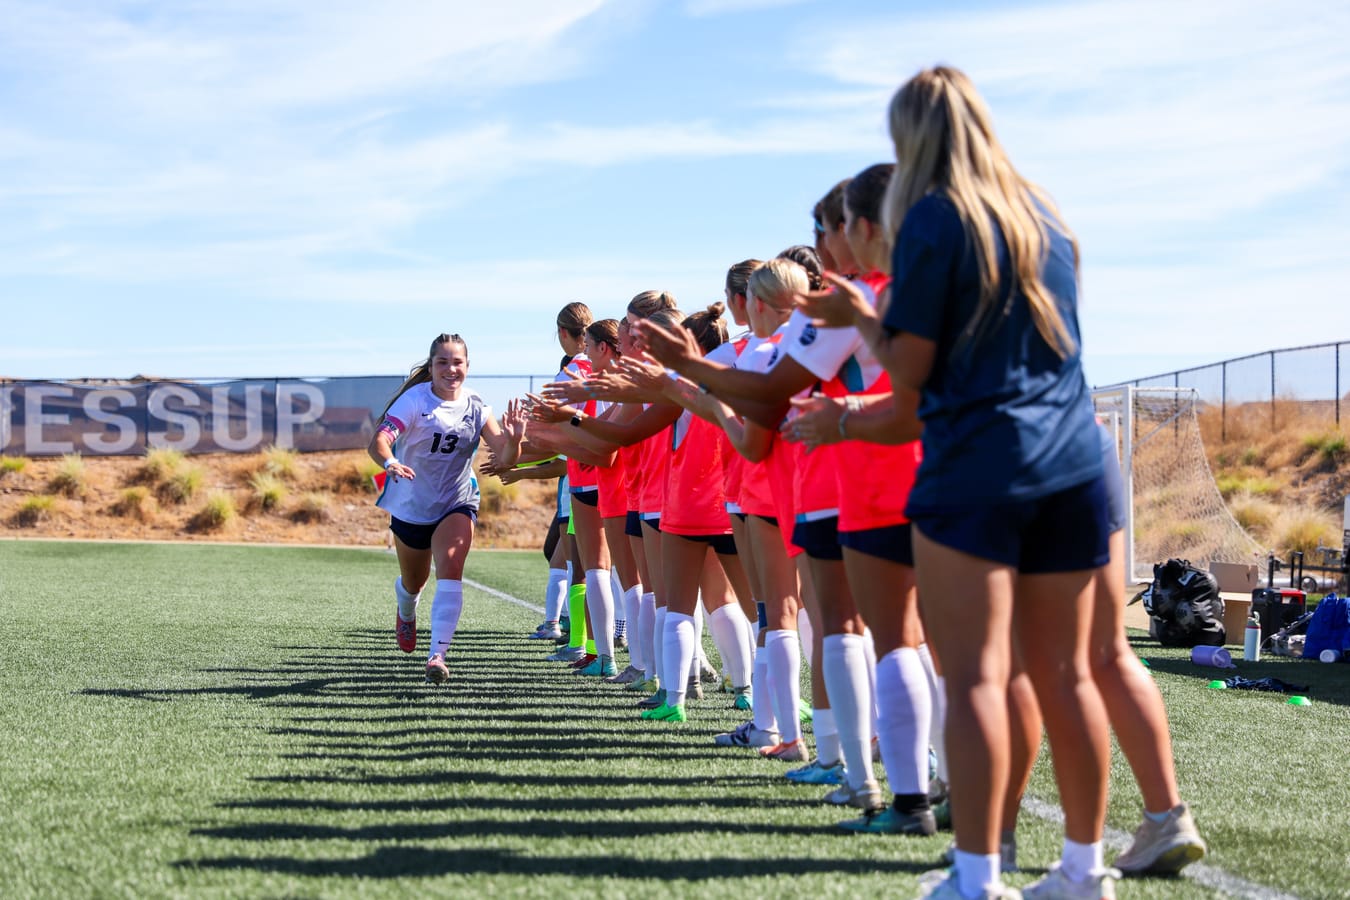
[883,192,1101,515]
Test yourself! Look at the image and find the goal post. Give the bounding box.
[1092,385,1262,584]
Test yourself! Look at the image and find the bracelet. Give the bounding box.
[570,413,583,427]
[837,408,850,439]
[384,456,399,470]
[845,395,864,413]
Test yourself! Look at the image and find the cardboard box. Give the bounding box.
[1210,562,1259,593]
[1220,596,1252,648]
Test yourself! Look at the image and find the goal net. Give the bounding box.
[1092,386,1263,583]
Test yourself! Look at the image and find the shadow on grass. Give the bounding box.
[179,845,935,880]
[110,625,880,884]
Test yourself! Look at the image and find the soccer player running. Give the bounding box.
[370,333,525,685]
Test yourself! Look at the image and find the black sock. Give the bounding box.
[892,792,930,815]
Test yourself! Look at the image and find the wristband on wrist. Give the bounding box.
[837,409,850,439]
[384,456,399,470]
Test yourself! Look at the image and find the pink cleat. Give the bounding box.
[396,612,417,653]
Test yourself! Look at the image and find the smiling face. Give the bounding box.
[583,332,612,373]
[843,203,886,273]
[428,338,468,399]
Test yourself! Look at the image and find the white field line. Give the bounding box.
[470,577,1298,899]
[464,577,545,616]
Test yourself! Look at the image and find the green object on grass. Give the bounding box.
[1208,680,1227,689]
[1288,695,1311,706]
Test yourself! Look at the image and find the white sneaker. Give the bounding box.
[918,869,1021,899]
[713,721,779,748]
[824,778,882,810]
[1022,864,1120,900]
[1112,803,1206,875]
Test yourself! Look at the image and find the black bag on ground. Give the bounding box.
[1140,558,1226,647]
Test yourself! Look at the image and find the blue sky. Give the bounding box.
[3,0,1348,399]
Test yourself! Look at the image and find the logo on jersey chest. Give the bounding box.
[800,324,818,346]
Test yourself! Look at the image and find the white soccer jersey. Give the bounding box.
[781,281,885,391]
[376,383,490,524]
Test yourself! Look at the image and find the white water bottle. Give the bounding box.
[1244,613,1261,662]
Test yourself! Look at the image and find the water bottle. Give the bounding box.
[1244,612,1261,662]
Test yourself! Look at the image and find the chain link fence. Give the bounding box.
[1100,341,1347,443]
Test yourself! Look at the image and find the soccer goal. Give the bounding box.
[1092,386,1263,584]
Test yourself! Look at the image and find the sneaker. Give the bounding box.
[759,739,810,762]
[546,646,585,663]
[396,612,417,653]
[686,673,704,701]
[731,686,753,711]
[1022,864,1120,899]
[569,653,598,670]
[636,688,667,710]
[714,721,780,748]
[918,870,1022,899]
[528,621,561,640]
[640,702,687,722]
[719,674,734,694]
[614,632,629,651]
[424,654,449,685]
[941,837,1017,873]
[699,660,720,683]
[605,664,643,685]
[1112,803,1206,875]
[578,654,618,677]
[625,676,657,693]
[785,758,846,785]
[839,804,937,836]
[824,779,883,810]
[932,797,952,830]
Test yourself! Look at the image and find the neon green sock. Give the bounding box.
[567,583,588,650]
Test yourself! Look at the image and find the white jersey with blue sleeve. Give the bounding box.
[376,383,489,524]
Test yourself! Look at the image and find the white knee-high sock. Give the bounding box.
[875,646,933,794]
[764,629,802,743]
[637,592,656,675]
[428,579,464,658]
[708,605,753,689]
[822,633,875,789]
[692,599,711,673]
[622,584,642,660]
[662,611,696,707]
[395,577,421,619]
[797,607,815,670]
[544,568,568,622]
[862,629,878,724]
[652,606,668,687]
[584,569,616,657]
[917,642,948,784]
[752,648,778,733]
[813,706,842,767]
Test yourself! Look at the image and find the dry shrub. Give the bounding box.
[1270,507,1340,556]
[332,453,384,494]
[1214,471,1280,499]
[161,464,205,504]
[48,454,88,498]
[258,445,299,480]
[248,471,288,512]
[190,491,237,532]
[138,447,184,484]
[479,476,519,515]
[110,486,157,522]
[12,495,57,526]
[1227,491,1279,537]
[289,492,332,523]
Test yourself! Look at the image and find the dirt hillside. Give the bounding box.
[0,449,555,550]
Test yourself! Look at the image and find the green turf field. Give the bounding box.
[1,541,1346,898]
